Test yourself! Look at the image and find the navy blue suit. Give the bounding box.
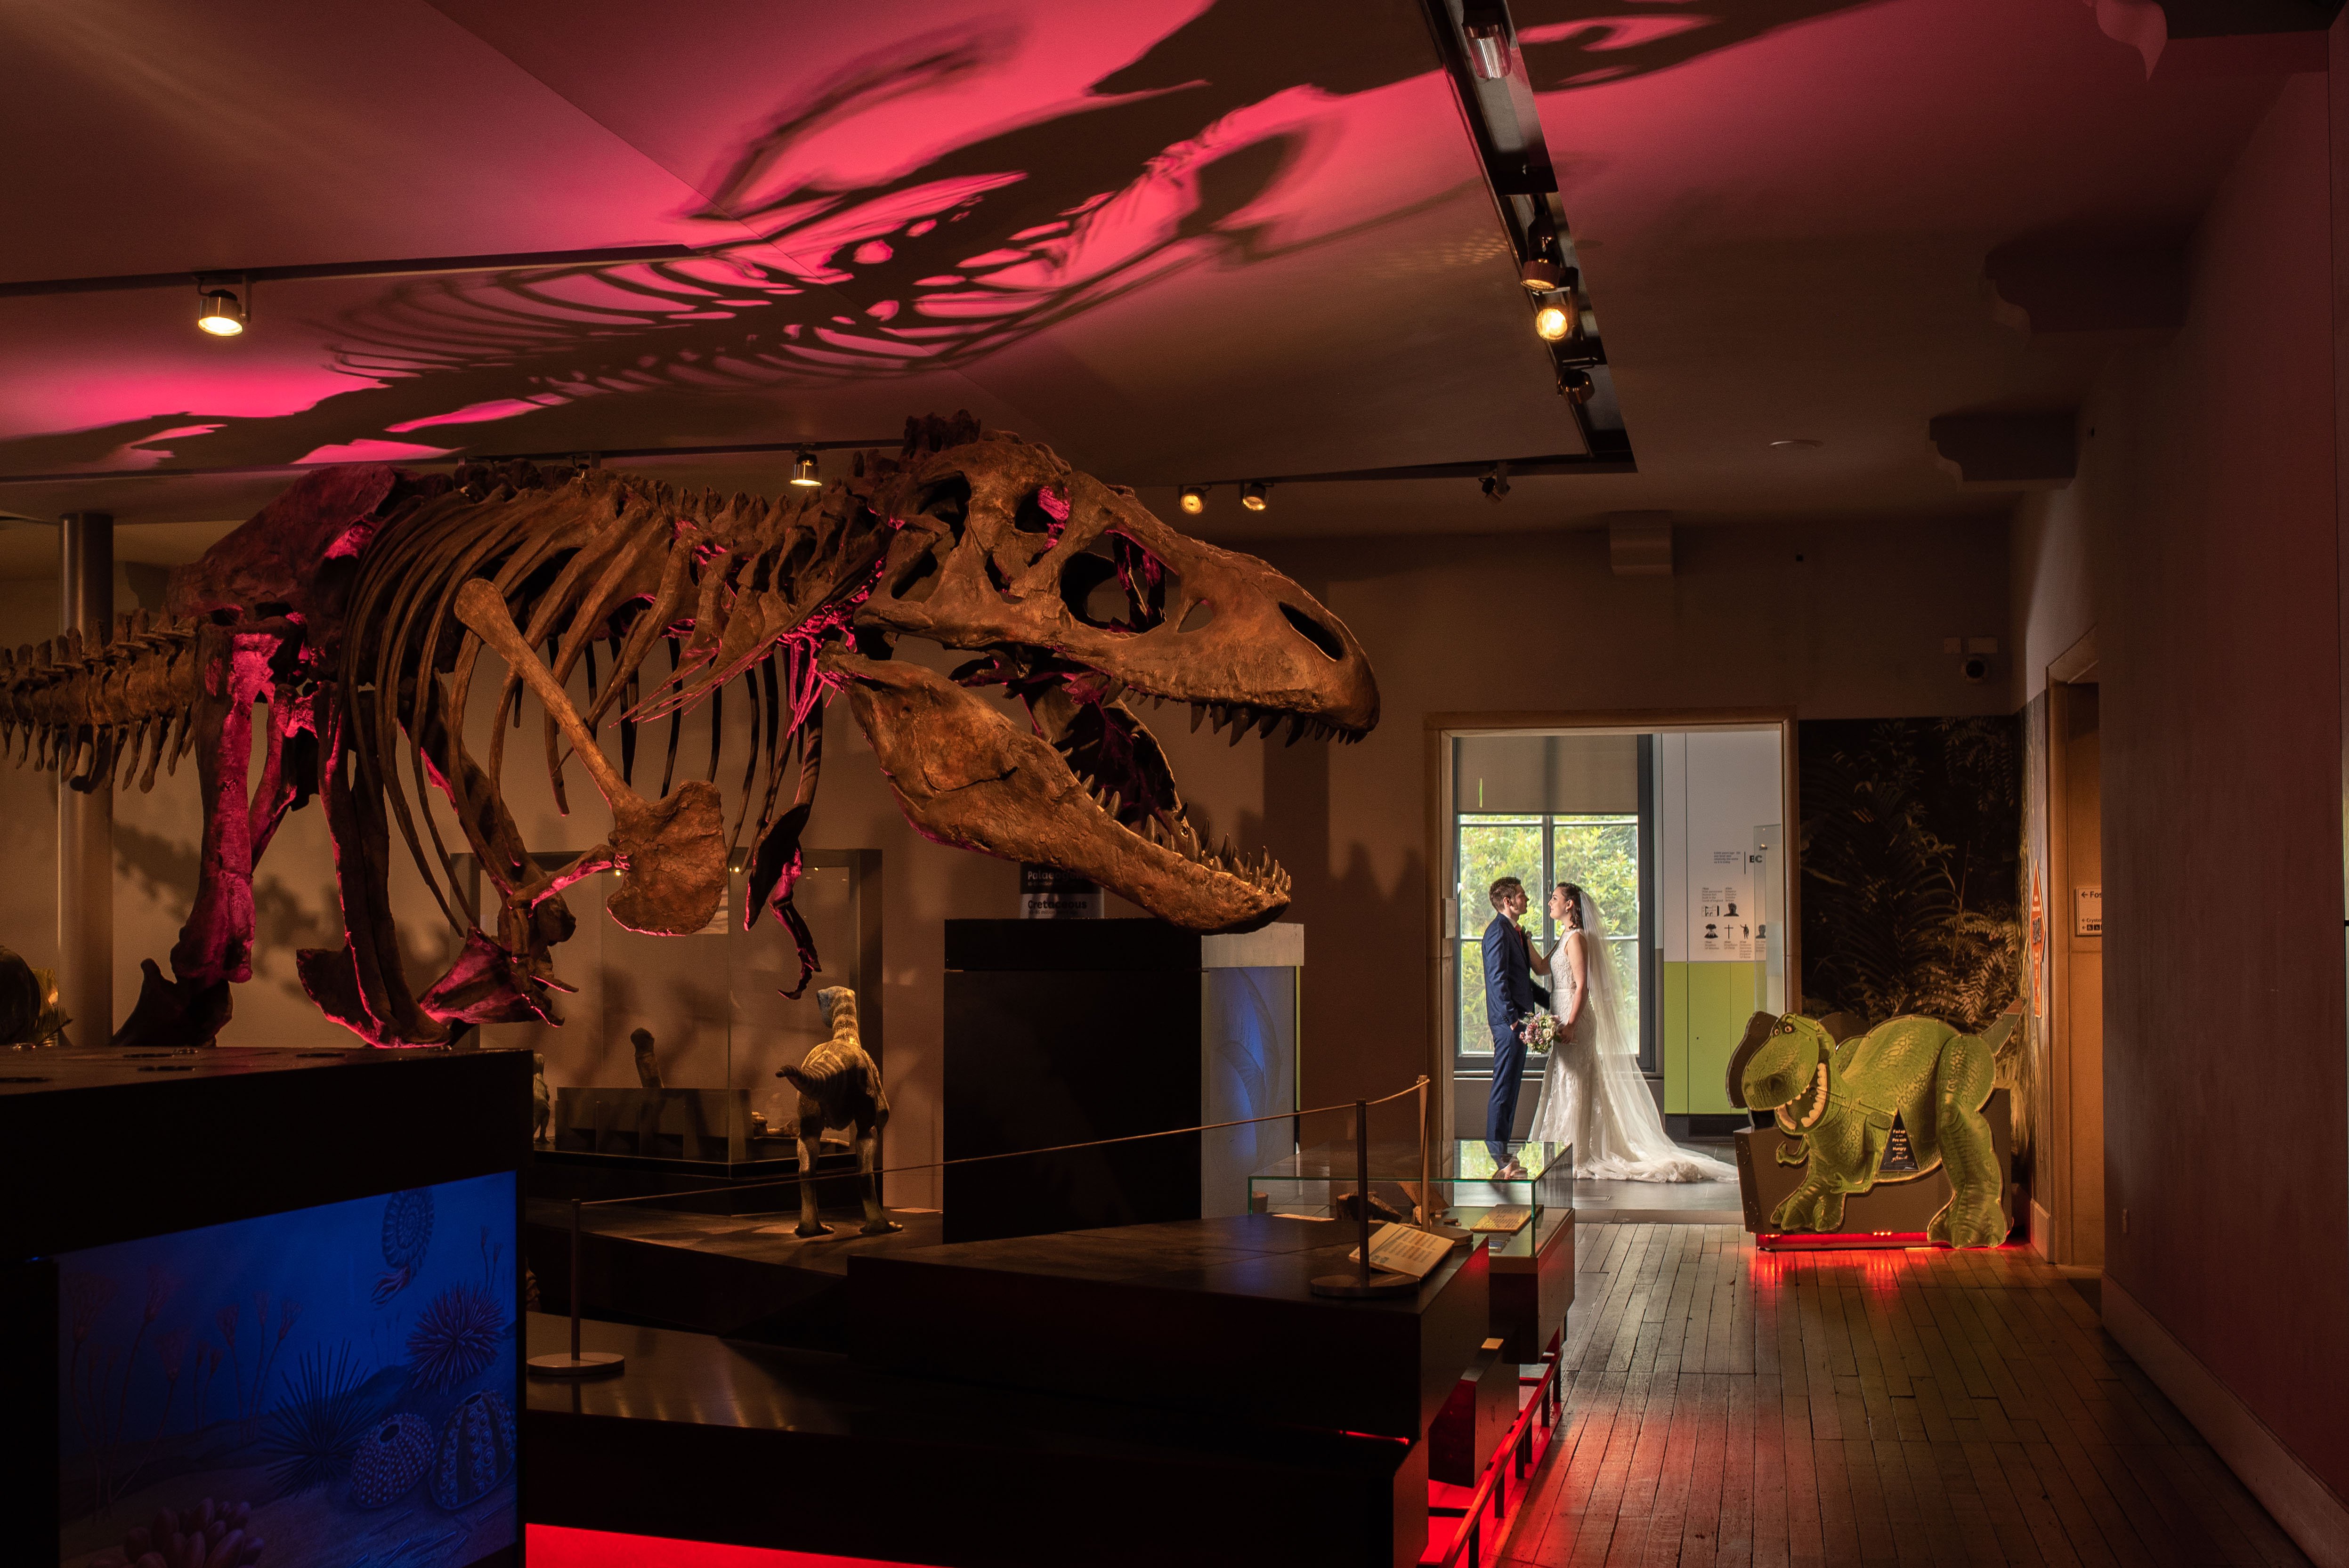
[1483,913,1548,1163]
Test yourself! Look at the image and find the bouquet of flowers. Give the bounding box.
[1520,1012,1563,1054]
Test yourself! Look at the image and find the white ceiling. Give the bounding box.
[0,0,2292,571]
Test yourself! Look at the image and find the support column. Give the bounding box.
[59,511,112,1048]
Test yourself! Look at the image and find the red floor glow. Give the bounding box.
[527,1524,939,1568]
[1496,1223,2309,1566]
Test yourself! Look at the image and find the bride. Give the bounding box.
[1525,883,1735,1183]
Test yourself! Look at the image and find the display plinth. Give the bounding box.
[1735,1087,2015,1245]
[1487,1204,1575,1361]
[2,1045,532,1568]
[943,918,1300,1242]
[523,1311,1420,1568]
[521,1196,942,1344]
[850,1213,1489,1446]
[525,1210,1490,1566]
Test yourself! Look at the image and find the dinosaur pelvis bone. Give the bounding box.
[454,579,725,936]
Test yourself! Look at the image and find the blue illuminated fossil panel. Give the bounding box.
[56,1172,519,1568]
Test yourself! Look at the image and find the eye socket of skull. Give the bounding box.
[1279,603,1344,661]
[918,475,972,538]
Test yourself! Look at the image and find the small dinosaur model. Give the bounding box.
[630,1027,664,1089]
[0,414,1375,1047]
[0,945,69,1048]
[776,986,894,1238]
[1735,1011,2015,1248]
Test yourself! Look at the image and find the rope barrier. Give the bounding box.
[528,1075,1437,1377]
[575,1076,1430,1209]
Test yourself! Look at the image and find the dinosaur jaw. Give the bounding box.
[827,651,1289,932]
[1768,1062,1832,1136]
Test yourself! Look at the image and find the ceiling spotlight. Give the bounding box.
[1520,257,1559,293]
[1562,368,1595,404]
[196,289,245,337]
[1481,463,1511,503]
[1462,19,1511,80]
[789,449,822,487]
[1533,293,1575,341]
[1179,485,1208,515]
[1239,481,1269,511]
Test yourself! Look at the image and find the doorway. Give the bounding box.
[1432,715,1797,1161]
[2039,634,2104,1265]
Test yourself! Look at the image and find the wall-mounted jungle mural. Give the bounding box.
[1798,717,2023,1034]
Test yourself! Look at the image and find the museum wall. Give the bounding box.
[1237,515,2013,1126]
[0,505,2008,1212]
[2009,479,2093,706]
[2009,70,2349,1506]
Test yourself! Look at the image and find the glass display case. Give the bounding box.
[1250,1138,1574,1231]
[472,848,879,1170]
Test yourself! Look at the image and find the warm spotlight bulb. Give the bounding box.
[1240,481,1268,512]
[1520,257,1559,293]
[1179,485,1207,515]
[789,449,821,487]
[1533,296,1572,342]
[197,290,244,337]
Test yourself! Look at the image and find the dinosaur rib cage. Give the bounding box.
[339,460,898,941]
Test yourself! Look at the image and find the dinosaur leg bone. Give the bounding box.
[118,629,280,1046]
[298,689,452,1045]
[795,1126,832,1238]
[454,579,725,937]
[857,1127,899,1236]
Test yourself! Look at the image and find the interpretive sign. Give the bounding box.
[2074,886,2102,937]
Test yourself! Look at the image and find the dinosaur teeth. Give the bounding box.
[1800,1062,1828,1129]
[1190,705,1206,734]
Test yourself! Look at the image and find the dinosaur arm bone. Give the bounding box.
[454,579,725,937]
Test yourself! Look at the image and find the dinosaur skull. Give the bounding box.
[842,432,1378,932]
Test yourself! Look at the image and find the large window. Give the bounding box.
[1455,812,1646,1070]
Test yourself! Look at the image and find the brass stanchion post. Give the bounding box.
[527,1198,625,1377]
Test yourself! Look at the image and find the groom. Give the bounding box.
[1482,876,1548,1174]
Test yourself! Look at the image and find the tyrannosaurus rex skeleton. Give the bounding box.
[1,415,1378,1048]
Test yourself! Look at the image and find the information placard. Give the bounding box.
[1347,1222,1456,1280]
[2074,886,2102,937]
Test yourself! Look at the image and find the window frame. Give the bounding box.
[1450,804,1652,1076]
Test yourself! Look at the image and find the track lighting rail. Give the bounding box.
[0,243,711,299]
[1420,0,1634,466]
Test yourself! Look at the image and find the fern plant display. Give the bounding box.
[1798,717,2021,1033]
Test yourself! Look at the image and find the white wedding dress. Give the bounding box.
[1525,891,1735,1183]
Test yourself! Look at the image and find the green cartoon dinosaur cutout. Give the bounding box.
[1733,1011,2016,1248]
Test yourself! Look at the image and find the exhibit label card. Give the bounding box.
[1348,1222,1456,1280]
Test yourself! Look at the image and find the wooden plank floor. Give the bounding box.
[1501,1223,2310,1568]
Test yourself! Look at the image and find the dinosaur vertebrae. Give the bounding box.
[340,459,898,939]
[0,610,205,792]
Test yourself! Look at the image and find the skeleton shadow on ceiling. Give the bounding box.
[1,0,1879,479]
[1515,0,1884,89]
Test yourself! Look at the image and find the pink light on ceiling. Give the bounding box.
[387,396,572,433]
[292,438,458,465]
[677,1,1216,222]
[1524,0,2275,247]
[0,352,378,444]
